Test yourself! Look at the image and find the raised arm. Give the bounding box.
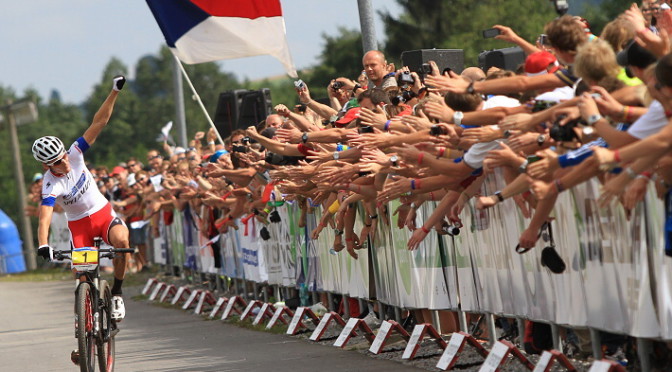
[82,76,125,146]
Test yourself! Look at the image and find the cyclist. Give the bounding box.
[34,76,130,321]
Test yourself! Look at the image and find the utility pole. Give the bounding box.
[172,57,188,147]
[357,0,379,53]
[5,101,37,270]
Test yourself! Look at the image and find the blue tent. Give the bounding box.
[0,209,26,274]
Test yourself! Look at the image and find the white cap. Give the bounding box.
[127,173,136,187]
[174,146,186,155]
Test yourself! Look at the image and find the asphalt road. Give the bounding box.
[0,280,421,372]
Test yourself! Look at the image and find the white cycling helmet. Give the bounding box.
[32,136,65,164]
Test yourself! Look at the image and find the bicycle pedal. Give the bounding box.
[70,350,80,365]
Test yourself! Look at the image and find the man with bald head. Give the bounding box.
[265,114,283,129]
[337,50,396,93]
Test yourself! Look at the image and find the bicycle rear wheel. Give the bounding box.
[97,280,115,372]
[76,282,96,372]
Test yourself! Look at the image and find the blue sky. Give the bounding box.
[0,0,400,104]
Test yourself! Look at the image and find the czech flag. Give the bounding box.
[146,0,297,77]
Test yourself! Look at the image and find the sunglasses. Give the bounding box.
[148,155,162,160]
[47,154,67,167]
[136,177,147,183]
[128,162,138,167]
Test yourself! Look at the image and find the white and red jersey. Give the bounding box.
[40,137,109,221]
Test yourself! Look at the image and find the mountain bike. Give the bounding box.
[54,237,134,372]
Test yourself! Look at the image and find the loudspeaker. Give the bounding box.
[478,47,525,72]
[213,89,247,139]
[213,89,272,138]
[237,88,272,128]
[401,49,464,75]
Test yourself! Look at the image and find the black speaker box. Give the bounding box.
[213,89,272,138]
[237,88,272,128]
[478,47,525,72]
[213,89,247,138]
[401,49,464,75]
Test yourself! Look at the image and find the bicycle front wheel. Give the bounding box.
[97,280,115,372]
[76,282,96,372]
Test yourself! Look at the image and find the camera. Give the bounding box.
[551,0,569,15]
[241,136,251,145]
[294,79,306,90]
[331,81,344,91]
[531,100,555,113]
[539,34,549,46]
[482,28,501,39]
[265,152,301,166]
[419,63,433,75]
[391,90,417,106]
[441,221,460,236]
[358,126,374,134]
[549,115,583,142]
[398,71,415,88]
[232,145,248,153]
[430,125,447,136]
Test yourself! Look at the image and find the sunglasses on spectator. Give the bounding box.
[128,162,138,167]
[136,177,147,183]
[46,153,67,167]
[148,155,162,160]
[177,156,186,161]
[188,156,197,160]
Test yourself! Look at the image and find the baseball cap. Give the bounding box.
[32,173,43,183]
[174,146,186,155]
[110,166,125,176]
[126,173,136,187]
[209,149,229,163]
[335,107,361,126]
[617,40,658,78]
[524,51,560,76]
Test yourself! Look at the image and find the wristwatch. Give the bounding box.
[518,160,529,174]
[301,132,309,143]
[333,151,340,160]
[503,129,511,139]
[453,111,464,126]
[334,228,343,236]
[390,155,399,167]
[537,134,546,146]
[586,114,603,126]
[494,190,505,202]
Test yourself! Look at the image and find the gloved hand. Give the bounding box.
[269,210,281,223]
[112,75,126,91]
[37,245,54,261]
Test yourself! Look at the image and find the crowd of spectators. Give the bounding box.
[28,2,672,367]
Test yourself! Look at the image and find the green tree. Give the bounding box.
[380,0,556,68]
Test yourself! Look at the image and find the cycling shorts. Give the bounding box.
[67,203,125,248]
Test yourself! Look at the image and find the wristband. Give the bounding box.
[625,167,637,179]
[421,226,430,234]
[384,120,391,132]
[613,149,621,163]
[639,171,653,180]
[208,141,215,145]
[410,179,416,190]
[417,152,424,166]
[554,179,565,193]
[429,191,435,201]
[220,191,232,201]
[369,214,378,219]
[436,147,445,159]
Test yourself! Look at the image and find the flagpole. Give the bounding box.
[172,54,226,146]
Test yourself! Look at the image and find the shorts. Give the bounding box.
[68,203,125,248]
[129,224,147,246]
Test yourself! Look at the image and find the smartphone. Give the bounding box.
[539,34,549,46]
[430,125,446,136]
[420,63,432,75]
[482,28,501,39]
[358,126,374,134]
[527,155,542,163]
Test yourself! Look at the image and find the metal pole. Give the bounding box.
[431,311,442,334]
[458,310,468,333]
[7,107,36,270]
[327,292,334,311]
[589,328,602,360]
[343,295,350,318]
[486,314,497,347]
[356,0,378,53]
[173,55,225,146]
[172,57,188,148]
[637,338,652,372]
[550,323,561,351]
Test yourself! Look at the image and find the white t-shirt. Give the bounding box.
[463,95,520,169]
[626,100,667,140]
[41,137,109,221]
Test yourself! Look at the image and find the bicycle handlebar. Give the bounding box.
[54,248,135,260]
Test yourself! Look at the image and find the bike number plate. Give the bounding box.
[71,248,99,271]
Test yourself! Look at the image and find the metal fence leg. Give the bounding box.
[551,323,561,350]
[358,298,365,318]
[394,307,402,323]
[343,295,350,318]
[637,338,652,372]
[517,318,525,346]
[327,292,334,311]
[432,311,442,334]
[379,302,386,320]
[311,291,318,305]
[589,328,602,360]
[262,285,269,303]
[486,314,497,347]
[458,310,468,333]
[253,282,259,301]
